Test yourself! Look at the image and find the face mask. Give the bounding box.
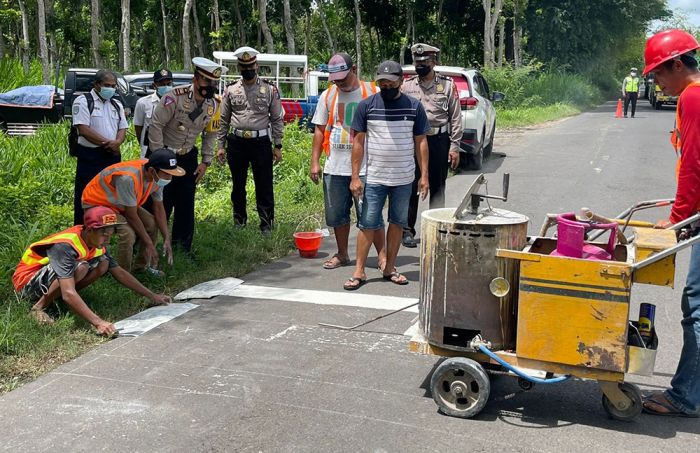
[380,87,400,101]
[631,72,637,77]
[156,85,172,97]
[198,84,216,99]
[99,87,116,100]
[241,69,257,81]
[152,170,171,187]
[415,65,431,77]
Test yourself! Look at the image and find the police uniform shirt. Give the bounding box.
[148,84,219,164]
[401,75,462,152]
[72,89,128,148]
[217,78,285,149]
[133,92,161,157]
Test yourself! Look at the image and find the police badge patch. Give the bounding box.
[164,96,175,106]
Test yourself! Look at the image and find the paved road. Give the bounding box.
[3,101,699,452]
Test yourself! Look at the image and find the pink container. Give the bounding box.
[550,212,617,261]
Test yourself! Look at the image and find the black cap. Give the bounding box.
[147,149,185,176]
[375,60,403,82]
[153,68,173,83]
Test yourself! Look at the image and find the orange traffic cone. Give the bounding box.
[615,98,623,118]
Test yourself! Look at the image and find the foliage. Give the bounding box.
[0,58,44,92]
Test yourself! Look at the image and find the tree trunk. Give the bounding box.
[259,0,274,53]
[232,0,245,45]
[90,0,102,67]
[354,0,362,74]
[212,0,220,32]
[120,0,130,72]
[18,0,30,73]
[37,0,50,83]
[497,16,504,68]
[0,24,6,59]
[512,0,525,68]
[482,0,502,68]
[282,0,295,54]
[303,11,309,55]
[192,0,205,55]
[318,1,335,55]
[183,0,193,70]
[160,0,170,66]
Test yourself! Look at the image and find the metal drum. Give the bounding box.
[419,207,528,351]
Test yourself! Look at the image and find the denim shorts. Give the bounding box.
[358,182,412,230]
[323,174,364,228]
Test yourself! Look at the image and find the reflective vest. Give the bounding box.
[671,81,700,210]
[12,225,105,291]
[624,76,639,93]
[321,81,377,156]
[81,159,156,212]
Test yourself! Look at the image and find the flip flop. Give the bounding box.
[343,277,366,291]
[642,393,699,418]
[29,308,54,325]
[323,254,350,270]
[383,271,409,285]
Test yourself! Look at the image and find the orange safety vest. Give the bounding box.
[321,81,377,156]
[82,159,156,213]
[12,225,105,291]
[671,81,700,211]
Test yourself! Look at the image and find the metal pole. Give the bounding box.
[632,234,700,271]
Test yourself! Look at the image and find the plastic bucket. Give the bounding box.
[293,232,323,258]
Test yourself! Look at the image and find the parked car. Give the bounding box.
[402,65,505,170]
[125,72,194,97]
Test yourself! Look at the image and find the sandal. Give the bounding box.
[30,308,54,325]
[642,392,699,418]
[383,271,409,285]
[323,254,350,270]
[343,277,366,291]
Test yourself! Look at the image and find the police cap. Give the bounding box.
[411,43,440,62]
[153,68,173,83]
[192,57,226,80]
[233,46,260,66]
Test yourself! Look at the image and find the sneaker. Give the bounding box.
[402,232,417,248]
[261,227,272,237]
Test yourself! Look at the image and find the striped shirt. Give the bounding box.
[351,93,430,186]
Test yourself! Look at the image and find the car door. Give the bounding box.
[469,72,488,146]
[475,72,495,144]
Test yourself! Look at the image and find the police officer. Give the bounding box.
[133,68,173,158]
[400,43,462,248]
[216,46,285,235]
[621,67,640,118]
[147,57,225,254]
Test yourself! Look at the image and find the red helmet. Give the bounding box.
[643,29,700,75]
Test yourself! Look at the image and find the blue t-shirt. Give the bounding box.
[351,93,430,186]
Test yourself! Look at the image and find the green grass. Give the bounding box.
[496,103,582,128]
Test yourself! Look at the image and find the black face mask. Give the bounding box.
[198,84,216,99]
[241,69,257,81]
[415,65,431,77]
[380,87,400,101]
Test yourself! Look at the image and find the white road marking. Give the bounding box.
[264,325,298,342]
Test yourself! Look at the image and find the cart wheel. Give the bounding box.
[430,357,490,418]
[602,382,642,421]
[518,377,535,391]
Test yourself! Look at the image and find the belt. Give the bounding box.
[426,125,449,136]
[165,146,195,155]
[233,128,268,139]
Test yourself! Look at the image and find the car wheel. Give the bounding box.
[655,101,662,110]
[483,122,495,159]
[465,142,483,171]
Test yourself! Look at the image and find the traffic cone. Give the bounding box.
[615,98,623,118]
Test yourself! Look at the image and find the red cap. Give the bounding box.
[83,206,125,229]
[643,29,700,75]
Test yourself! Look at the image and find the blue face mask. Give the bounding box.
[155,175,171,188]
[99,86,116,100]
[156,85,173,97]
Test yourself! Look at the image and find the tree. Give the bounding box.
[183,0,193,70]
[282,0,295,54]
[354,0,362,74]
[482,0,503,68]
[17,0,29,73]
[192,0,205,55]
[259,0,273,53]
[512,0,526,67]
[120,0,130,72]
[317,1,334,55]
[232,0,245,46]
[37,0,49,83]
[160,0,170,66]
[90,0,102,67]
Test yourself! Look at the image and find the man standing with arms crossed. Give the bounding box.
[401,43,462,248]
[641,29,700,417]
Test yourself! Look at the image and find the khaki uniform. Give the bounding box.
[217,78,285,147]
[401,74,462,152]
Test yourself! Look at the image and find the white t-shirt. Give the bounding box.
[72,89,128,148]
[133,93,160,158]
[311,81,377,176]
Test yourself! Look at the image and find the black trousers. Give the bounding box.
[226,135,274,230]
[73,144,120,225]
[162,147,198,252]
[405,132,450,237]
[624,92,638,117]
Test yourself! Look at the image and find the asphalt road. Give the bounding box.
[3,100,699,452]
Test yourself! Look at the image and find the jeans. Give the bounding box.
[358,183,412,230]
[323,174,363,228]
[666,243,700,414]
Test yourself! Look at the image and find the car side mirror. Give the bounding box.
[491,91,505,102]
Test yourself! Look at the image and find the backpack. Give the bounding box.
[68,94,122,157]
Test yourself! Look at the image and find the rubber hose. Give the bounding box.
[478,345,571,384]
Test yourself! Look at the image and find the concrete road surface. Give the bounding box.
[3,101,699,452]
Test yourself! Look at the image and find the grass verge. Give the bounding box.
[496,103,582,129]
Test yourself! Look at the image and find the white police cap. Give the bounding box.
[233,46,260,65]
[411,43,440,61]
[192,57,227,80]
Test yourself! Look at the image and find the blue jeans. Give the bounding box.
[358,183,412,230]
[666,243,700,414]
[323,174,362,228]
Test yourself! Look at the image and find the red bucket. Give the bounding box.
[293,232,323,258]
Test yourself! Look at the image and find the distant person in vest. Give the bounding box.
[82,149,185,275]
[12,206,172,336]
[71,69,128,225]
[621,67,640,118]
[642,30,700,417]
[309,52,386,271]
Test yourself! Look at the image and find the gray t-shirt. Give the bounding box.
[46,243,118,279]
[112,173,163,207]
